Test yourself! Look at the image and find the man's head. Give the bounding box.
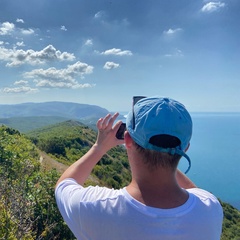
[126,97,192,173]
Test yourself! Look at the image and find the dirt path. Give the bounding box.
[37,149,99,184]
[38,150,68,174]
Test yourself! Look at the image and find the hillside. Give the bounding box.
[27,120,131,188]
[0,101,109,119]
[0,116,69,133]
[0,125,75,239]
[1,123,239,239]
[0,101,125,133]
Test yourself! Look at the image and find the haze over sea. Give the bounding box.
[121,112,240,210]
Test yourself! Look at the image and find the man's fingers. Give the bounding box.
[101,114,111,128]
[107,113,119,128]
[97,113,119,130]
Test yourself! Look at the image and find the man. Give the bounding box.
[55,97,223,240]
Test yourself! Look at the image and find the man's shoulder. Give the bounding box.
[187,188,223,213]
[56,178,124,202]
[187,188,218,200]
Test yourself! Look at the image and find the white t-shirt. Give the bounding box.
[55,178,223,240]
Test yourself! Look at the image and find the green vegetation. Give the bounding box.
[0,122,239,239]
[0,116,69,133]
[0,125,74,239]
[220,200,240,240]
[27,120,131,188]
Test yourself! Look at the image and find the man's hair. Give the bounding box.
[133,134,182,171]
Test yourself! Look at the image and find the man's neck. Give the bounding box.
[126,170,189,209]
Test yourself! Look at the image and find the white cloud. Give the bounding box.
[201,2,225,13]
[94,11,105,19]
[0,45,75,67]
[14,80,28,85]
[0,22,15,35]
[103,61,120,70]
[3,86,38,94]
[84,39,93,46]
[1,21,35,36]
[24,61,94,89]
[163,28,182,36]
[16,41,25,47]
[2,79,37,94]
[101,48,133,56]
[60,25,67,31]
[20,28,34,35]
[34,80,95,89]
[0,41,4,45]
[16,18,24,24]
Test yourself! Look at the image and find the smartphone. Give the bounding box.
[132,96,146,129]
[133,96,146,105]
[116,123,126,139]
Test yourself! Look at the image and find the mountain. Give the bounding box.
[0,101,109,119]
[0,101,113,132]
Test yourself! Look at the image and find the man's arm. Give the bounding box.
[176,169,197,189]
[55,113,124,187]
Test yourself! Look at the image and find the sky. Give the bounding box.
[0,0,239,112]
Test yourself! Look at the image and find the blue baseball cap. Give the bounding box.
[126,97,192,173]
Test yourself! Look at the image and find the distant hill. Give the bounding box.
[0,101,109,119]
[0,101,112,132]
[0,116,69,133]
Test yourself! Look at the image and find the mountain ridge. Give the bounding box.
[0,101,109,119]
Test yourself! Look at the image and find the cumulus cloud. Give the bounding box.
[14,80,28,85]
[60,25,67,31]
[2,78,38,94]
[0,45,75,67]
[201,2,225,13]
[16,41,25,47]
[24,61,94,89]
[20,28,35,35]
[34,80,95,89]
[16,18,24,23]
[0,22,15,35]
[0,21,36,36]
[3,86,38,94]
[101,48,133,56]
[103,61,120,70]
[84,39,93,46]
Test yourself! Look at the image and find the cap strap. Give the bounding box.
[149,145,191,174]
[170,148,191,174]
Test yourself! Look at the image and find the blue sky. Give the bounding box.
[0,0,239,112]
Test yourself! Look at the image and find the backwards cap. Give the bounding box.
[126,97,192,173]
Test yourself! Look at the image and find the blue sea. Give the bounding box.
[179,113,240,210]
[120,112,240,210]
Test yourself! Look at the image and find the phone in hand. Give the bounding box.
[133,96,146,105]
[116,123,126,139]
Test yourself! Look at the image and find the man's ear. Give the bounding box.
[124,131,133,149]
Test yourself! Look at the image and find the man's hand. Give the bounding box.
[95,113,125,154]
[55,113,125,187]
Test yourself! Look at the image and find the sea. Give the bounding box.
[120,112,240,210]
